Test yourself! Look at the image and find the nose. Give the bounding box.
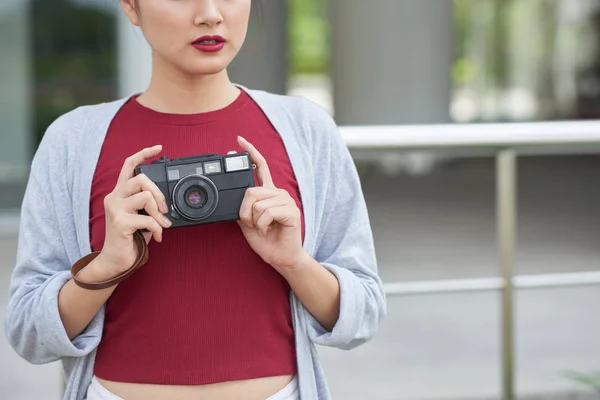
[194,0,223,27]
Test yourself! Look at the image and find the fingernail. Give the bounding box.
[162,216,172,227]
[238,136,246,142]
[162,201,168,213]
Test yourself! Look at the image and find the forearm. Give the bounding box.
[58,257,118,340]
[280,254,340,331]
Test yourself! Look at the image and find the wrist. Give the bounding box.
[277,250,316,279]
[75,253,122,284]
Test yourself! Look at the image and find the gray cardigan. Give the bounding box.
[4,86,386,400]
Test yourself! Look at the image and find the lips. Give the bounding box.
[192,35,225,45]
[191,35,226,53]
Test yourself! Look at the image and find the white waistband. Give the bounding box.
[87,376,299,400]
[86,377,124,400]
[266,376,299,400]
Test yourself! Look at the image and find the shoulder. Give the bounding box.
[245,87,335,125]
[34,97,129,170]
[243,87,340,148]
[40,97,129,150]
[31,97,130,178]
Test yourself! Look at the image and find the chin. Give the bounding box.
[183,60,230,76]
[183,64,227,75]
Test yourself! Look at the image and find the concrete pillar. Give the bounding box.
[329,0,454,125]
[227,1,288,94]
[0,2,32,183]
[117,10,153,98]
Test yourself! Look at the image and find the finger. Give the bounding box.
[142,231,153,245]
[239,187,279,228]
[237,136,274,188]
[126,214,163,243]
[123,191,172,229]
[117,145,162,186]
[252,196,290,229]
[118,174,169,214]
[255,205,297,235]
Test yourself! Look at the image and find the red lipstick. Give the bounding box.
[191,35,226,53]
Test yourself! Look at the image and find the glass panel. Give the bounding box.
[0,0,117,210]
[32,0,117,144]
[0,3,31,205]
[452,0,600,123]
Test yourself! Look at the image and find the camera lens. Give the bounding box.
[172,175,218,221]
[185,187,207,208]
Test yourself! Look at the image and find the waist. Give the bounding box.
[94,294,298,385]
[94,233,297,385]
[90,374,299,400]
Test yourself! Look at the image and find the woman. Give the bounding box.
[4,1,386,399]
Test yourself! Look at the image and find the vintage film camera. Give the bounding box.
[135,151,255,228]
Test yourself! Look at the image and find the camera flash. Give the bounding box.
[225,155,250,172]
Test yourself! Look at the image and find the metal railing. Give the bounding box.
[2,120,600,399]
[339,120,600,400]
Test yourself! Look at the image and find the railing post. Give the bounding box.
[497,149,517,400]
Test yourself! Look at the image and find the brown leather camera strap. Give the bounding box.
[70,230,149,290]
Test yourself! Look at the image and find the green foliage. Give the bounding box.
[564,370,600,396]
[451,0,514,87]
[453,0,471,59]
[289,0,329,75]
[452,57,476,85]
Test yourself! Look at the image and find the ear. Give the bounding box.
[120,0,141,27]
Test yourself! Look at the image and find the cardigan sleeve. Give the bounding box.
[4,110,104,364]
[303,104,387,350]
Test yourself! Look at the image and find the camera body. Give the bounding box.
[135,151,255,228]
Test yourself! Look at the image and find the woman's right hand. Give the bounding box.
[95,145,172,279]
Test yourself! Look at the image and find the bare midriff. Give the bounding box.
[96,374,295,400]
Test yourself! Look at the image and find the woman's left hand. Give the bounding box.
[237,136,308,273]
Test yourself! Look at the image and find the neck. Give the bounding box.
[137,54,240,114]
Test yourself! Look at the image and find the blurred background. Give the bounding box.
[2,0,600,399]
